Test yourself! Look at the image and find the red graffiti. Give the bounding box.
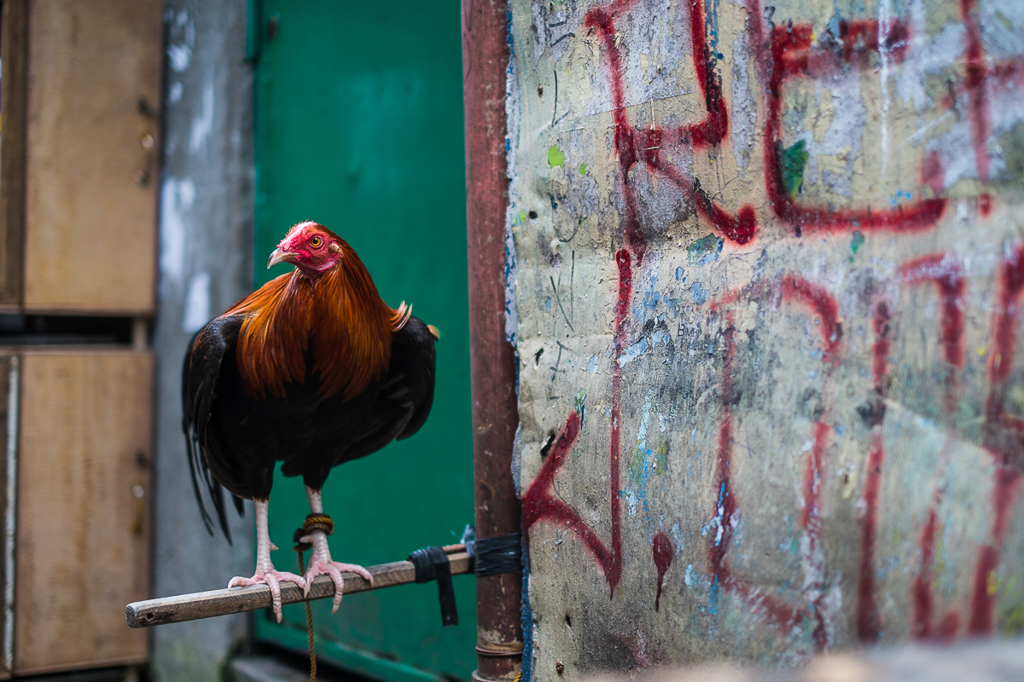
[834,18,910,65]
[857,430,885,643]
[968,466,1023,634]
[901,254,966,415]
[979,194,992,218]
[856,301,891,643]
[968,245,1024,634]
[521,248,634,596]
[652,532,674,611]
[913,504,960,640]
[901,255,966,370]
[936,0,1024,183]
[761,15,948,235]
[522,410,624,589]
[708,315,810,634]
[703,277,842,646]
[961,0,989,181]
[584,8,648,259]
[708,320,737,585]
[897,254,967,639]
[585,0,758,246]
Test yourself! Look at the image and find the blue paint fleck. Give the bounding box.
[635,276,660,320]
[675,266,684,281]
[619,337,649,366]
[692,281,708,305]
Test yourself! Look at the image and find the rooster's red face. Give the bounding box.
[267,221,342,277]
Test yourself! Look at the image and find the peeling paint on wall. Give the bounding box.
[509,0,1024,677]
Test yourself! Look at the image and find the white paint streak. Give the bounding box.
[190,81,215,154]
[879,0,893,181]
[168,82,184,104]
[730,22,755,173]
[160,177,195,285]
[168,44,192,73]
[183,272,211,333]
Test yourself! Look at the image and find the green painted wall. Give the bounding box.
[250,2,475,679]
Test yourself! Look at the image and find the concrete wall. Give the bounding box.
[509,0,1024,678]
[151,1,255,679]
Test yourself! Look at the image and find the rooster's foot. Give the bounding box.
[228,568,306,622]
[301,531,373,613]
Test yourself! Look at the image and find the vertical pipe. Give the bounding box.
[462,1,521,681]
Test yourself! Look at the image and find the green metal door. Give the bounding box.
[249,3,475,680]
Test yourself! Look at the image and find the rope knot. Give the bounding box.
[303,513,335,536]
[292,513,333,553]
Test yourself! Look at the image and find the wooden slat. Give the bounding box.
[16,349,152,675]
[23,0,162,314]
[127,550,471,628]
[0,356,14,681]
[0,0,29,308]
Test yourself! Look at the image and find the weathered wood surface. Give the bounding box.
[23,0,162,314]
[0,356,14,682]
[0,0,29,310]
[16,350,152,674]
[508,0,1024,678]
[127,549,471,628]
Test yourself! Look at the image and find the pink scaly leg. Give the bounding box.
[301,485,373,613]
[227,498,306,622]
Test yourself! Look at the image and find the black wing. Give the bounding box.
[342,316,437,462]
[182,315,246,542]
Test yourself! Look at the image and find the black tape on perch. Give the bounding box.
[408,546,458,626]
[472,532,522,577]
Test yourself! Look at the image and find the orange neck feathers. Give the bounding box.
[224,242,403,400]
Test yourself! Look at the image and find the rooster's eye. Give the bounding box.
[310,236,323,248]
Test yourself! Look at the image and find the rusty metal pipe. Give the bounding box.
[462,0,522,680]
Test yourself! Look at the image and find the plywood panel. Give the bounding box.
[23,0,162,314]
[15,349,152,674]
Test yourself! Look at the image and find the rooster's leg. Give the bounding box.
[301,485,374,613]
[227,498,306,622]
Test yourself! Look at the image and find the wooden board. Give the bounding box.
[0,0,29,309]
[23,0,162,314]
[15,349,152,674]
[0,356,15,681]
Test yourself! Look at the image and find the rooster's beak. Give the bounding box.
[267,248,296,269]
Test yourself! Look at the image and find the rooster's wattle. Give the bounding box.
[182,221,438,619]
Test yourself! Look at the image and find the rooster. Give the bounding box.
[182,221,438,620]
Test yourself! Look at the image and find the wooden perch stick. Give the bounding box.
[126,545,470,628]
